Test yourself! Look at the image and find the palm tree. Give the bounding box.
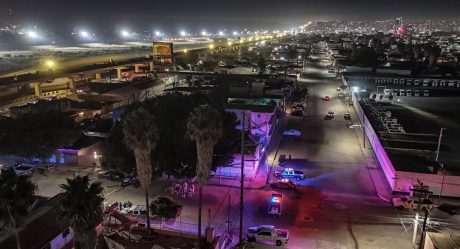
[123,106,159,237]
[187,104,223,247]
[59,175,104,249]
[0,167,37,249]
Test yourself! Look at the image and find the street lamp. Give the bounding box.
[27,31,38,39]
[121,30,130,38]
[180,30,187,37]
[209,44,215,49]
[227,41,233,46]
[45,59,55,71]
[80,31,89,38]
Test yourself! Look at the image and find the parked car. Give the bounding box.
[15,165,35,175]
[122,175,141,188]
[438,203,459,215]
[344,113,351,120]
[323,96,330,101]
[37,164,56,171]
[391,196,434,211]
[120,204,148,217]
[274,168,305,181]
[247,225,289,247]
[269,179,296,190]
[282,129,301,136]
[98,170,125,180]
[325,111,335,120]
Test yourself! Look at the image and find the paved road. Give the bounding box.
[30,51,460,249]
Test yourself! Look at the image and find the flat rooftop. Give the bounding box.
[360,96,460,175]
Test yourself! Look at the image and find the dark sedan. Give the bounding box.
[269,179,296,190]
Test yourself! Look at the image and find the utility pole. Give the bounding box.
[419,208,429,249]
[362,114,366,148]
[410,180,433,249]
[227,195,231,234]
[435,128,446,162]
[239,111,245,246]
[413,212,419,245]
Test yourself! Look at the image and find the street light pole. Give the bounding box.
[435,128,446,162]
[362,113,366,149]
[239,111,245,246]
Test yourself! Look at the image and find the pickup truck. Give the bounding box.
[247,225,289,247]
[274,168,305,181]
[391,196,434,211]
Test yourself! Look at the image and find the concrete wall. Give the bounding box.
[214,153,260,179]
[226,109,273,136]
[352,93,396,190]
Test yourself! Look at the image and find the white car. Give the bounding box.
[282,129,301,136]
[391,196,434,211]
[247,225,289,247]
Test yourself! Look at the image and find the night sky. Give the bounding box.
[1,0,460,30]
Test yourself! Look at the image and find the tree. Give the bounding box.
[59,175,104,249]
[101,93,238,180]
[187,104,223,248]
[0,168,37,249]
[0,111,80,160]
[122,107,159,237]
[150,196,182,228]
[423,44,441,67]
[287,49,298,61]
[353,47,379,67]
[256,56,267,74]
[101,122,136,174]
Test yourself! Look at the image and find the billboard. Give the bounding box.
[153,42,173,56]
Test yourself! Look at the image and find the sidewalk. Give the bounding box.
[345,98,392,203]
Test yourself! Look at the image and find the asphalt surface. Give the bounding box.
[30,51,460,249]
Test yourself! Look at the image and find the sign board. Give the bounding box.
[153,42,173,56]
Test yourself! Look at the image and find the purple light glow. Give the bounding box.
[57,148,78,153]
